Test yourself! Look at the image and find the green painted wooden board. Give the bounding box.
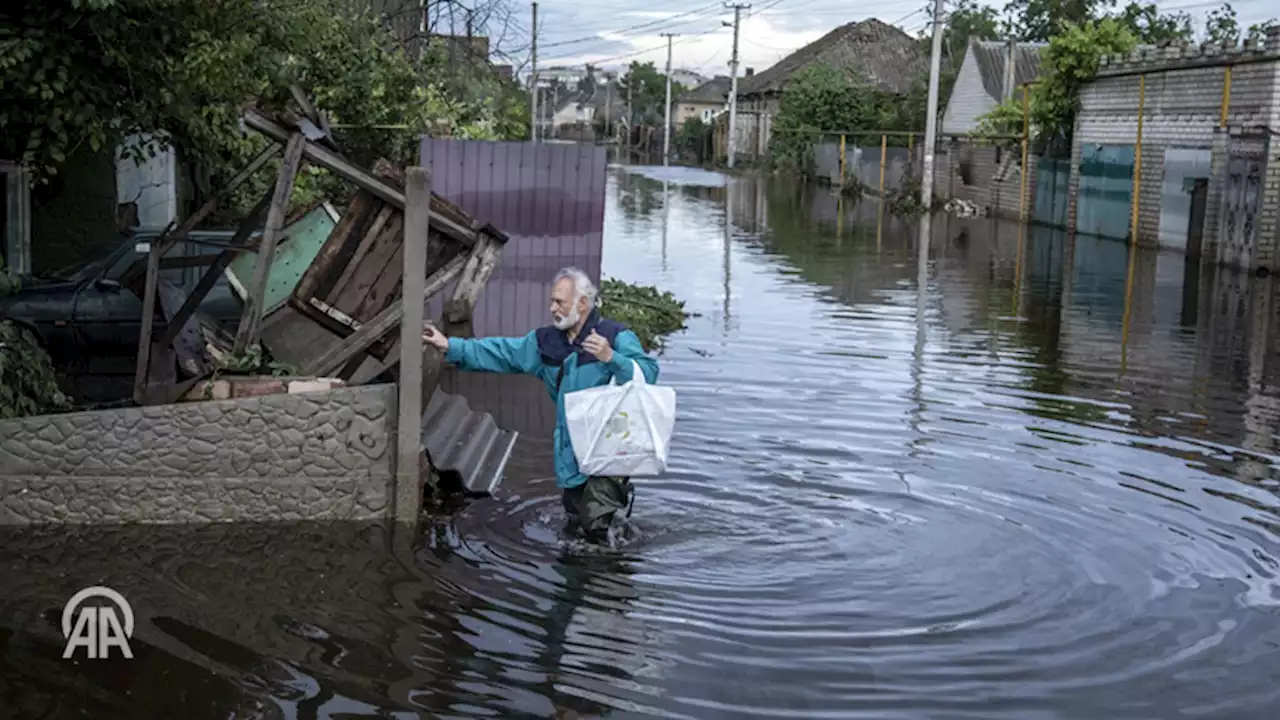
[225,203,339,315]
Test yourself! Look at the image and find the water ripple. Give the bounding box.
[4,167,1280,719]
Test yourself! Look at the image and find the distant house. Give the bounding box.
[941,39,1047,136]
[731,18,926,159]
[537,66,589,91]
[674,76,731,125]
[538,74,623,140]
[550,90,596,127]
[670,69,709,89]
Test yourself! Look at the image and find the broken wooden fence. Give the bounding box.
[129,106,508,408]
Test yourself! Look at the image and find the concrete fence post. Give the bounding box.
[395,166,431,525]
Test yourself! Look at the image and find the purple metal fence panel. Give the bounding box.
[419,138,608,338]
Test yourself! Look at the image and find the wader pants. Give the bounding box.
[562,476,634,542]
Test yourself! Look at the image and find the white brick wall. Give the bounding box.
[1071,52,1280,269]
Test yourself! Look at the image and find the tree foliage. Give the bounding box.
[1115,2,1193,45]
[618,61,685,125]
[939,0,1003,68]
[1003,0,1118,42]
[977,17,1136,149]
[1202,3,1277,46]
[768,65,926,173]
[0,0,528,197]
[0,320,70,419]
[598,278,688,352]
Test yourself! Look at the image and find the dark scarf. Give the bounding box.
[535,308,625,368]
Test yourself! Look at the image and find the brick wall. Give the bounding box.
[1070,35,1280,269]
[934,141,1039,222]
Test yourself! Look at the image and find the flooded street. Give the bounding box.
[3,164,1280,719]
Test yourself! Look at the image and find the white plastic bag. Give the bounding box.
[563,360,676,477]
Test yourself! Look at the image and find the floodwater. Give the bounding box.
[3,165,1280,719]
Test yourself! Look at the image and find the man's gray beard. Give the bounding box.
[553,306,579,331]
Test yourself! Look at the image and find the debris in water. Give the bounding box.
[599,278,691,352]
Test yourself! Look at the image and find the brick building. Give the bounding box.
[934,39,1047,221]
[1068,30,1280,272]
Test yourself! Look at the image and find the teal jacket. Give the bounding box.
[443,309,660,489]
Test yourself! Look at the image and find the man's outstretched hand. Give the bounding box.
[582,329,614,363]
[422,322,449,352]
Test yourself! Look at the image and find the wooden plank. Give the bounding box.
[343,217,401,320]
[243,110,483,245]
[341,216,404,319]
[330,203,396,302]
[132,240,163,404]
[300,253,465,377]
[442,233,503,338]
[292,191,380,304]
[119,144,280,287]
[395,167,431,524]
[155,189,273,350]
[233,133,307,354]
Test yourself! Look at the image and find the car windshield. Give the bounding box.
[56,257,108,283]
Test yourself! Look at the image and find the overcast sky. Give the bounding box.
[490,0,1276,78]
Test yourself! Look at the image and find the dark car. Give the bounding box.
[0,229,246,383]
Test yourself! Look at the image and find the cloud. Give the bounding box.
[533,3,929,77]
[622,11,682,20]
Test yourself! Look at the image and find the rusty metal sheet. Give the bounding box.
[422,387,518,495]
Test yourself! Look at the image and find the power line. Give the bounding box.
[537,2,724,50]
[542,25,724,66]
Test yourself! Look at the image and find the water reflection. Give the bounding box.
[3,165,1280,718]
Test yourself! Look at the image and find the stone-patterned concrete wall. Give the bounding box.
[935,142,1039,221]
[0,385,399,524]
[1070,33,1280,268]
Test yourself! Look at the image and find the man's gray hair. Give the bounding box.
[554,266,598,308]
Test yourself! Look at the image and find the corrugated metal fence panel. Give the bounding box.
[1034,156,1071,228]
[1076,143,1134,241]
[853,145,914,193]
[813,142,841,184]
[419,138,608,338]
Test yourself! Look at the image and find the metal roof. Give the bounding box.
[422,387,519,495]
[970,40,1048,101]
[679,76,732,104]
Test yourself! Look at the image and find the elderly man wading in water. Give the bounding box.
[422,267,660,543]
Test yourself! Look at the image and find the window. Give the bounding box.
[1,160,31,274]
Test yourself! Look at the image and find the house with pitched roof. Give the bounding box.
[942,39,1047,135]
[674,76,731,125]
[729,18,927,160]
[935,39,1048,219]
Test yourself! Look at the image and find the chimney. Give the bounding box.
[745,67,755,77]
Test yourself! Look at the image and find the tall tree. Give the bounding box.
[618,61,684,125]
[1203,3,1241,44]
[1003,0,1117,41]
[1115,2,1193,45]
[938,0,1003,69]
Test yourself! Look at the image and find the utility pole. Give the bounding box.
[604,73,612,142]
[919,0,946,208]
[724,3,749,169]
[662,33,678,166]
[530,1,538,144]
